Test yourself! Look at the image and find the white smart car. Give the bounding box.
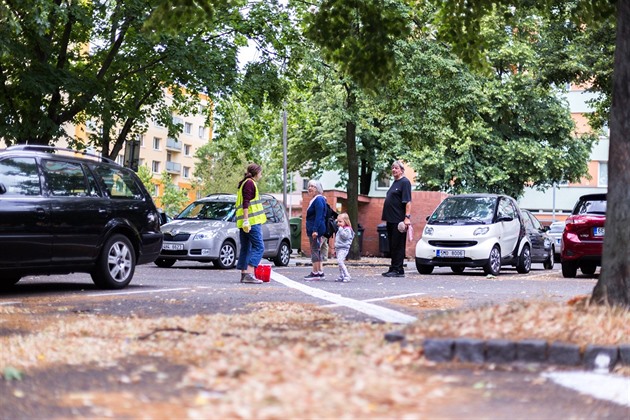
[415,194,531,276]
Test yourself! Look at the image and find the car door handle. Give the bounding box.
[35,208,48,219]
[98,208,111,217]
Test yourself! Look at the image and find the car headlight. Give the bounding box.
[424,226,434,236]
[193,232,216,240]
[473,227,489,236]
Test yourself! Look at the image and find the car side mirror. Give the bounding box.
[0,183,6,195]
[543,226,550,232]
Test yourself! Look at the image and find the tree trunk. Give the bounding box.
[344,88,361,260]
[591,1,630,308]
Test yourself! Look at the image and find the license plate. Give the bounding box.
[436,249,464,258]
[593,227,605,237]
[162,243,184,251]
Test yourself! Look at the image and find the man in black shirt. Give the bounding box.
[381,160,412,277]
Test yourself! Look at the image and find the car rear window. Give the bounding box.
[574,198,607,215]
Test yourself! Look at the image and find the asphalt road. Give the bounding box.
[1,257,598,323]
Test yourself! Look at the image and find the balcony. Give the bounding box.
[166,137,182,151]
[166,161,181,174]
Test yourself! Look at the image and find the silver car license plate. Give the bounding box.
[437,249,464,258]
[162,243,184,251]
[593,227,605,237]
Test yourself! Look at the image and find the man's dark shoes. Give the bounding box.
[382,270,405,278]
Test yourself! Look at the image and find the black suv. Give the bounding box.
[0,145,163,289]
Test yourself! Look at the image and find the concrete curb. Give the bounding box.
[385,333,630,372]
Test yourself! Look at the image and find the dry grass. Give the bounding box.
[1,296,628,418]
[403,296,630,348]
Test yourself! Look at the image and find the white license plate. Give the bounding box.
[593,227,605,237]
[436,249,464,258]
[162,243,184,251]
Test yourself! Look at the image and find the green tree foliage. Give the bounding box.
[160,171,189,216]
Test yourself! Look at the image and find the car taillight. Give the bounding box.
[564,216,587,232]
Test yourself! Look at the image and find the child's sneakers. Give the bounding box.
[335,276,350,283]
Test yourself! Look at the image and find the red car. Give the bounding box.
[561,193,606,278]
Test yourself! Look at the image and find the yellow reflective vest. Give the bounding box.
[236,179,267,228]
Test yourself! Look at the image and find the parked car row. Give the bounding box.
[0,144,603,288]
[415,194,554,276]
[415,192,606,278]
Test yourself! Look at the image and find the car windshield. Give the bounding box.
[575,199,607,215]
[429,196,495,225]
[177,201,235,221]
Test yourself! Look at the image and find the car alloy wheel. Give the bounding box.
[215,241,236,269]
[91,234,136,289]
[516,245,531,274]
[274,241,291,266]
[484,245,501,276]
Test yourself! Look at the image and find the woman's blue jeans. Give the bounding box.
[237,223,264,270]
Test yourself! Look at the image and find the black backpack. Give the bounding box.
[323,202,339,239]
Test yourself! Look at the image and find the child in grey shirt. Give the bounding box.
[334,213,355,282]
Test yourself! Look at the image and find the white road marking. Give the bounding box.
[543,371,630,407]
[271,271,417,324]
[0,301,21,306]
[320,292,426,308]
[87,287,191,297]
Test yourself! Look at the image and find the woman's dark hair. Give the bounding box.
[240,163,262,184]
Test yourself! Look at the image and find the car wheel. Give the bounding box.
[155,258,176,268]
[451,266,465,274]
[543,250,554,270]
[561,260,578,278]
[516,244,531,274]
[273,241,291,266]
[483,245,501,276]
[415,259,434,274]
[215,241,236,269]
[580,263,597,276]
[91,234,136,289]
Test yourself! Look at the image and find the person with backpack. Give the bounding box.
[304,179,328,280]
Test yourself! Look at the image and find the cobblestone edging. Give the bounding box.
[384,332,630,372]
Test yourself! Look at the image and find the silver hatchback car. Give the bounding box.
[155,193,291,269]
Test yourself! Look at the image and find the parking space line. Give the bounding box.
[271,272,417,324]
[320,292,426,308]
[87,287,191,297]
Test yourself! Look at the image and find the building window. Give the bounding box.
[167,152,172,162]
[116,155,124,166]
[598,162,608,187]
[377,174,391,189]
[152,161,160,173]
[183,166,190,178]
[153,184,159,197]
[302,179,309,191]
[139,134,145,147]
[184,122,192,135]
[198,126,205,138]
[153,137,161,150]
[184,144,191,156]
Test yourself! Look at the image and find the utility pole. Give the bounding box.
[282,107,288,209]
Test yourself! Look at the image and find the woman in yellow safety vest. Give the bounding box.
[235,163,267,284]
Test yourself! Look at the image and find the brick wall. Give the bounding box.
[299,190,449,258]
